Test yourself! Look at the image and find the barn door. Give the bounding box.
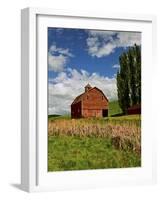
[102,109,108,117]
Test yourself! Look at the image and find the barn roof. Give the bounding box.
[71,86,108,105]
[71,93,84,105]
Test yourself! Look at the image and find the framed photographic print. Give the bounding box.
[21,8,156,192]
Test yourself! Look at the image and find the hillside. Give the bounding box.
[109,101,122,117]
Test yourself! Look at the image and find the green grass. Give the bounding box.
[48,101,141,171]
[48,135,141,171]
[108,115,141,127]
[109,101,122,116]
[48,114,71,121]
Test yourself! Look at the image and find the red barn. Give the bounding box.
[127,104,141,115]
[71,84,109,118]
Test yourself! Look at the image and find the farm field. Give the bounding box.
[48,101,141,171]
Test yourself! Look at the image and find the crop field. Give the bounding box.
[48,104,141,171]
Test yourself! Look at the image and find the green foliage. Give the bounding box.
[48,135,141,171]
[117,53,130,114]
[128,48,137,105]
[117,44,141,113]
[135,44,141,103]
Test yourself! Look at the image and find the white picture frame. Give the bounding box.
[21,7,157,192]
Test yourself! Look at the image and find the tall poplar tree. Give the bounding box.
[117,53,130,114]
[117,44,141,114]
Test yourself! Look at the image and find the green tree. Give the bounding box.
[128,47,137,105]
[117,53,130,114]
[117,44,141,113]
[134,44,141,104]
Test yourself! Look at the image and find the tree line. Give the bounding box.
[117,44,141,114]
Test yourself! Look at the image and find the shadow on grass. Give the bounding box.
[110,113,125,117]
[48,114,61,118]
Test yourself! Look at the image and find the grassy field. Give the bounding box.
[48,135,140,171]
[48,101,141,171]
[109,101,123,116]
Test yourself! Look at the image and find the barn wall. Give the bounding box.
[127,105,141,115]
[82,109,102,117]
[82,88,108,110]
[71,101,82,118]
[71,88,108,118]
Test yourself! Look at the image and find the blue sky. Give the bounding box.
[48,27,141,115]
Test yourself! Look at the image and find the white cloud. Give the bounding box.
[48,44,73,72]
[87,30,141,58]
[87,30,116,39]
[112,64,120,69]
[48,68,117,115]
[49,44,73,57]
[116,32,141,47]
[48,53,67,72]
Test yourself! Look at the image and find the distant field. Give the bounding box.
[48,111,141,171]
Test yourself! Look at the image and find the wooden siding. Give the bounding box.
[127,104,141,115]
[82,88,108,109]
[71,101,82,118]
[71,87,108,118]
[82,109,102,117]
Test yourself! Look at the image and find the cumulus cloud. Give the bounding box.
[112,64,120,69]
[48,44,73,72]
[48,68,117,115]
[87,30,141,58]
